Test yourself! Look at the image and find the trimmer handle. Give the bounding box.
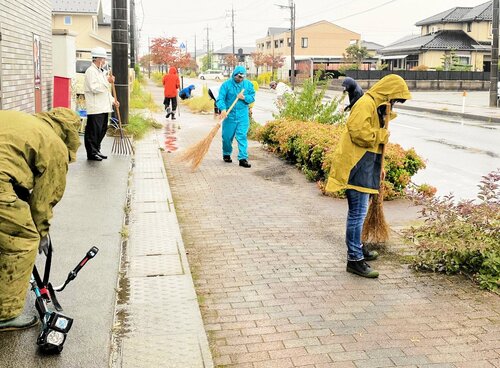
[55,246,99,292]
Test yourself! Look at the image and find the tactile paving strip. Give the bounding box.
[131,178,170,202]
[128,254,183,277]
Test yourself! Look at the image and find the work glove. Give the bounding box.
[38,234,51,256]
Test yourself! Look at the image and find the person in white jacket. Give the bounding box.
[269,81,293,109]
[84,47,119,161]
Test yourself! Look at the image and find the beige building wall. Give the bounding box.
[256,21,360,57]
[0,0,53,111]
[420,50,484,70]
[468,21,492,43]
[53,14,110,58]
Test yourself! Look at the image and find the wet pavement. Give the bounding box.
[0,137,130,367]
[146,80,500,368]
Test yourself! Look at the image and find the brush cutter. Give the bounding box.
[30,237,98,354]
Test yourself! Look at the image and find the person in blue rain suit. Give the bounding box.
[216,66,255,168]
[179,84,195,100]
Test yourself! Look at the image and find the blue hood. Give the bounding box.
[188,84,195,91]
[232,66,247,78]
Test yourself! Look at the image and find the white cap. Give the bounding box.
[91,47,107,59]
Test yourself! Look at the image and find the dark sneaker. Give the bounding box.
[171,116,176,120]
[96,152,108,159]
[239,159,251,168]
[223,155,232,163]
[0,315,38,332]
[362,247,379,261]
[87,154,102,161]
[346,260,379,278]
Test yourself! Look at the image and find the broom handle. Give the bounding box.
[377,102,391,204]
[110,74,122,130]
[222,89,245,119]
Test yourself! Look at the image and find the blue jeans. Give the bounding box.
[345,189,370,261]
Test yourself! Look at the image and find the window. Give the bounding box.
[279,39,284,47]
[457,55,470,66]
[489,22,493,38]
[467,22,471,32]
[287,38,291,47]
[274,40,278,48]
[64,16,72,25]
[266,41,271,49]
[301,37,308,48]
[349,39,357,45]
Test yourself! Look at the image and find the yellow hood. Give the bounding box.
[366,74,412,107]
[35,107,81,163]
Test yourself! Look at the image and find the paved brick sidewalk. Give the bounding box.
[149,83,500,368]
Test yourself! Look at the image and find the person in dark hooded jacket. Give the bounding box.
[342,77,364,112]
[0,107,80,331]
[162,67,181,120]
[326,74,411,279]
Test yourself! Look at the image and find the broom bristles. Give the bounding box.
[361,193,390,244]
[176,122,221,171]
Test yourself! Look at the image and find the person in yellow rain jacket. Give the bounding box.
[0,107,80,331]
[325,74,411,279]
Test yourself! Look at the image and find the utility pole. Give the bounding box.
[204,25,211,69]
[148,37,151,78]
[194,34,197,60]
[489,0,499,107]
[231,5,235,57]
[129,0,136,69]
[277,0,296,89]
[112,0,129,124]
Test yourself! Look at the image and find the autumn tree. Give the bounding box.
[251,52,266,77]
[263,54,285,79]
[150,36,194,69]
[224,54,239,68]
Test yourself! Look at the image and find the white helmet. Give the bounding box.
[91,47,107,59]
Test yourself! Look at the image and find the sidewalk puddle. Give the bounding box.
[163,122,178,152]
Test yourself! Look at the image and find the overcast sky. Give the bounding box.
[105,0,490,55]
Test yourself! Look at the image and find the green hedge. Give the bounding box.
[255,118,426,199]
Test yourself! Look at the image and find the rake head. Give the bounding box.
[111,128,134,155]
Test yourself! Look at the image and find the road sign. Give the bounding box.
[179,42,186,49]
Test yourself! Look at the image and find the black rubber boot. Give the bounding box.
[346,260,379,278]
[239,159,251,168]
[362,246,379,261]
[0,315,38,332]
[223,155,232,163]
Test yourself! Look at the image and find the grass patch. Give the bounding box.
[182,85,213,113]
[123,114,162,140]
[130,79,161,111]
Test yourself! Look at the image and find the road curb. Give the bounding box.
[396,104,500,123]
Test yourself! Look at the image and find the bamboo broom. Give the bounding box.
[177,90,243,171]
[361,102,391,244]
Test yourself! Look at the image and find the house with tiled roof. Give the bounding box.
[378,1,496,71]
[52,0,111,59]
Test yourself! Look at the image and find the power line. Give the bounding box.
[331,0,399,22]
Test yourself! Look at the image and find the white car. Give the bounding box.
[198,70,224,80]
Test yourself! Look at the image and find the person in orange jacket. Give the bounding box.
[162,67,180,120]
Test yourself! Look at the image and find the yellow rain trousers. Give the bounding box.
[0,108,80,320]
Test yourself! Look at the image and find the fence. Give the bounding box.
[345,70,491,81]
